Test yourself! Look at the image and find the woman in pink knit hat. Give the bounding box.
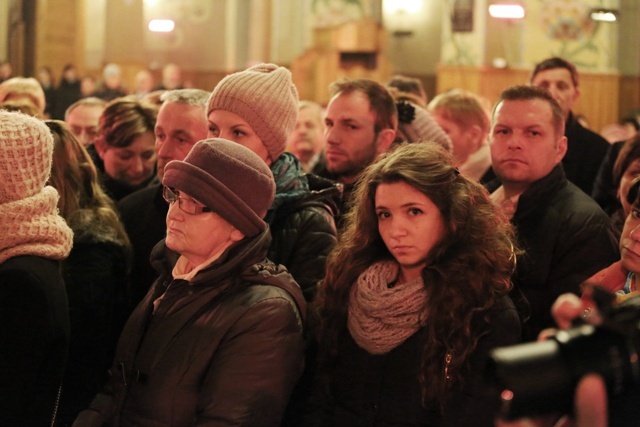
[0,111,74,426]
[206,62,340,301]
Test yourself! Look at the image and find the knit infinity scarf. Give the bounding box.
[348,260,428,355]
[0,186,73,264]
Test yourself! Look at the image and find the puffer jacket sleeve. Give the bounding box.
[269,205,337,302]
[195,291,305,426]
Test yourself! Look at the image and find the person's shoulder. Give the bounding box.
[117,183,163,213]
[572,119,609,148]
[0,256,63,296]
[555,181,609,215]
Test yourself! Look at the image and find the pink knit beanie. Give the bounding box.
[163,138,276,237]
[0,111,53,203]
[207,63,299,161]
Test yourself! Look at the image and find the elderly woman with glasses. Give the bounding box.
[74,138,306,427]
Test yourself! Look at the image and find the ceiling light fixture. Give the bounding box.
[488,3,525,19]
[148,19,175,32]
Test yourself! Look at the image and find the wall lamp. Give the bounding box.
[590,8,619,22]
[488,2,525,19]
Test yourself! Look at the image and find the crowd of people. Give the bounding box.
[1,56,640,427]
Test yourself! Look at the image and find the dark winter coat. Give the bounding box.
[303,296,520,426]
[117,183,167,308]
[562,112,610,196]
[265,168,341,301]
[74,228,306,427]
[497,164,620,341]
[58,211,131,425]
[0,256,69,427]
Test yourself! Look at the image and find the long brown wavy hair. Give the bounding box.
[313,142,518,411]
[46,120,131,262]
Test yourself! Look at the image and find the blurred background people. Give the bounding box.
[0,60,13,83]
[0,111,73,426]
[428,89,493,183]
[286,100,327,174]
[0,76,47,116]
[154,62,183,91]
[37,65,56,118]
[94,63,127,102]
[133,69,155,99]
[386,74,428,108]
[53,63,82,120]
[65,97,108,147]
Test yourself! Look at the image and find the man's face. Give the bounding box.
[490,98,567,191]
[530,68,579,119]
[287,106,325,162]
[324,91,383,184]
[66,105,104,146]
[155,102,208,181]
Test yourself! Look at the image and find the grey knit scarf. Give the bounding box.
[348,260,428,355]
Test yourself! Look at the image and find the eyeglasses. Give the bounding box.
[162,186,212,215]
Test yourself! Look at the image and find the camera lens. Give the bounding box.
[487,323,637,420]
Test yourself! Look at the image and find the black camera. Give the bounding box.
[487,289,640,420]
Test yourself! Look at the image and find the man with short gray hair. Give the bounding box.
[118,89,210,308]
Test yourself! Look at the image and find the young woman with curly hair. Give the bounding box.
[304,142,521,426]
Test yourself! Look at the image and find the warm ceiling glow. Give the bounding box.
[148,19,175,32]
[488,4,525,19]
[383,0,422,15]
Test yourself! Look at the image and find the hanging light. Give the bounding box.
[488,2,525,19]
[148,19,175,33]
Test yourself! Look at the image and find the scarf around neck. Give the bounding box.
[0,186,73,263]
[348,260,428,355]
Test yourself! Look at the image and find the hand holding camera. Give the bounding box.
[490,288,640,427]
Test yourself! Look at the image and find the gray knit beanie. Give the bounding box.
[207,63,298,162]
[163,138,276,237]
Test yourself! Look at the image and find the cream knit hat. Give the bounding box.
[0,111,73,262]
[0,111,53,203]
[207,63,299,161]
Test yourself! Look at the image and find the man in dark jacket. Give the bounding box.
[530,57,609,196]
[75,139,306,426]
[488,85,619,342]
[118,89,210,309]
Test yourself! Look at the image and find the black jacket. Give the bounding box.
[75,229,306,426]
[117,183,167,308]
[58,213,131,425]
[499,165,619,341]
[303,295,520,426]
[266,172,341,301]
[563,112,610,196]
[0,256,69,427]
